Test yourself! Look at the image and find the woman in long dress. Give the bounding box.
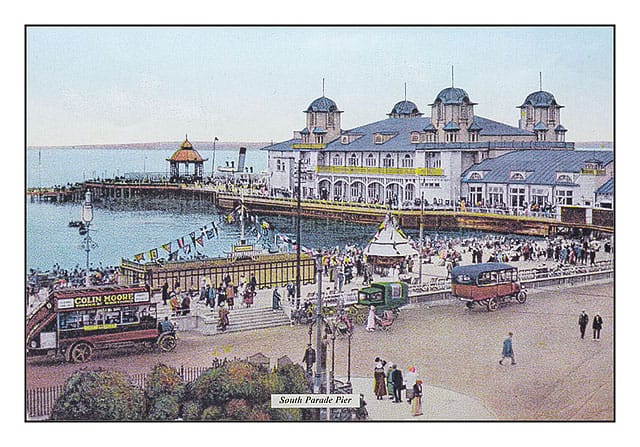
[411,380,423,416]
[366,305,377,332]
[373,358,387,400]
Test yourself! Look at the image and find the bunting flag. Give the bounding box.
[261,221,271,230]
[190,231,197,245]
[177,237,185,249]
[134,253,145,262]
[161,242,172,253]
[206,228,216,239]
[195,236,204,247]
[184,244,191,254]
[211,221,218,237]
[149,248,158,261]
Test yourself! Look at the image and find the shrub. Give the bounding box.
[50,369,145,421]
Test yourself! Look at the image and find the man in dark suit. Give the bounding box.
[391,364,404,403]
[578,310,589,339]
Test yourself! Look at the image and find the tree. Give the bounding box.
[50,369,145,421]
[144,363,185,421]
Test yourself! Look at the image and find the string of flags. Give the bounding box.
[130,203,314,262]
[132,220,219,262]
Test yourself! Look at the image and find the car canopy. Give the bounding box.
[451,263,516,285]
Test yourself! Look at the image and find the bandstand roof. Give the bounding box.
[364,215,418,259]
[167,136,207,163]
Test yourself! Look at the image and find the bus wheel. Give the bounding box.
[70,342,93,363]
[158,334,177,352]
[354,312,366,326]
[516,291,527,304]
[486,298,498,312]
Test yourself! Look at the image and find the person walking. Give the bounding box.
[405,367,417,403]
[592,313,603,340]
[373,358,387,400]
[272,287,281,310]
[161,281,169,306]
[578,310,589,339]
[391,364,404,403]
[499,332,516,365]
[302,343,316,376]
[411,380,423,416]
[366,305,377,332]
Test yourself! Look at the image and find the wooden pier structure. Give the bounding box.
[27,181,614,237]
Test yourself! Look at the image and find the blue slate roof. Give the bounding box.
[312,127,327,134]
[533,121,549,131]
[306,96,340,113]
[443,121,461,131]
[300,128,309,135]
[596,178,614,195]
[554,124,567,132]
[389,100,422,116]
[430,87,476,105]
[519,90,563,108]
[462,150,614,186]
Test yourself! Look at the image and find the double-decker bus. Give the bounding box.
[26,285,176,363]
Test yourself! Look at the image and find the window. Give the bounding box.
[556,189,573,205]
[401,154,413,168]
[557,174,572,183]
[469,172,482,180]
[410,132,420,143]
[510,172,525,181]
[348,154,358,166]
[374,134,383,144]
[332,154,343,166]
[469,186,483,206]
[510,187,526,208]
[470,132,478,142]
[366,154,376,167]
[341,136,348,144]
[383,154,395,168]
[328,113,335,128]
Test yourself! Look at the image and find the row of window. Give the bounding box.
[468,185,574,206]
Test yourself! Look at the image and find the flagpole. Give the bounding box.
[211,137,218,178]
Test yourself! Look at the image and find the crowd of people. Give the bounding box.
[373,357,423,417]
[27,263,120,296]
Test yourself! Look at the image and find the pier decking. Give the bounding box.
[27,181,614,237]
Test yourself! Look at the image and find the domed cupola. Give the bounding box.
[429,85,477,138]
[519,90,562,108]
[388,100,423,118]
[306,96,339,113]
[303,95,343,144]
[430,87,477,106]
[517,88,565,141]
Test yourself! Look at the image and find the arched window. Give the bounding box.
[366,153,376,167]
[383,154,395,168]
[510,172,525,181]
[557,174,572,183]
[402,154,413,168]
[348,154,358,166]
[469,172,482,180]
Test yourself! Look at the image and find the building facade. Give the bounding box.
[262,85,575,207]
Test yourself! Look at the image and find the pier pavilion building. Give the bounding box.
[460,150,614,210]
[167,136,207,182]
[261,84,575,207]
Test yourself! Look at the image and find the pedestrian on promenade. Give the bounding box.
[169,292,180,315]
[207,283,215,308]
[578,310,589,339]
[226,283,236,310]
[593,313,603,340]
[405,367,417,403]
[386,362,395,400]
[217,303,230,331]
[272,287,281,310]
[303,343,316,375]
[411,380,423,416]
[373,357,387,400]
[366,305,377,332]
[217,284,226,307]
[243,286,255,308]
[391,364,404,403]
[499,332,516,365]
[161,281,169,306]
[180,292,191,316]
[249,273,258,291]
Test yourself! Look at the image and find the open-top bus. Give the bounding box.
[450,263,527,312]
[26,285,176,363]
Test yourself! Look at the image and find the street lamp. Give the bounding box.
[419,191,424,285]
[294,155,309,309]
[80,190,96,287]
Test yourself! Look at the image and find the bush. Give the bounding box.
[147,394,181,421]
[50,369,145,421]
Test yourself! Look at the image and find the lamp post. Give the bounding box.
[419,191,424,285]
[314,254,323,394]
[296,156,302,309]
[80,190,95,287]
[211,137,218,178]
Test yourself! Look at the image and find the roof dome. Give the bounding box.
[167,136,206,163]
[306,96,339,113]
[519,90,562,108]
[431,87,475,105]
[388,100,422,117]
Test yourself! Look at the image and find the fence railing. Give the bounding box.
[26,364,214,420]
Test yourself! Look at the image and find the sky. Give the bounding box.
[26,25,614,146]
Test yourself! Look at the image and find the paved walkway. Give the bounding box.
[347,377,496,420]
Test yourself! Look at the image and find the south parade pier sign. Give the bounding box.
[271,394,359,408]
